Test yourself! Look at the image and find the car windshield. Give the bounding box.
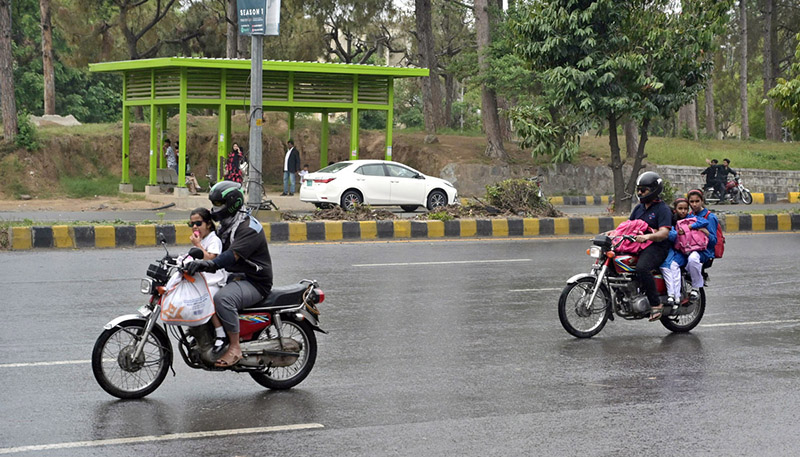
[316,162,351,174]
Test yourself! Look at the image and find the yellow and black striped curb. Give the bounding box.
[7,213,799,250]
[545,192,799,205]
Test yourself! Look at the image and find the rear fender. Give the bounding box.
[277,308,328,334]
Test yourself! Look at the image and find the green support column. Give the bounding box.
[288,110,295,141]
[121,104,130,184]
[149,103,158,185]
[385,78,394,161]
[225,107,232,180]
[218,105,228,183]
[178,68,188,188]
[160,107,168,168]
[350,75,359,160]
[320,110,329,169]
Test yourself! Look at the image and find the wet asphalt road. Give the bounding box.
[2,233,800,456]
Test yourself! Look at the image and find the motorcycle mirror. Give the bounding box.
[188,247,204,260]
[156,233,171,257]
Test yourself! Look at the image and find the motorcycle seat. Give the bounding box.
[246,283,307,310]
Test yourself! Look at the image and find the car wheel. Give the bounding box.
[400,205,419,212]
[426,190,448,211]
[340,190,363,211]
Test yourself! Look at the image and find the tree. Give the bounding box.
[0,0,17,140]
[705,77,716,136]
[510,0,731,213]
[762,0,781,141]
[474,0,506,159]
[415,0,445,134]
[739,0,749,139]
[40,0,54,114]
[769,33,800,139]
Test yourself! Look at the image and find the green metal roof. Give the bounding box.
[89,57,428,78]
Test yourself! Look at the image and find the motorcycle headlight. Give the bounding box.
[588,246,603,259]
[140,278,154,294]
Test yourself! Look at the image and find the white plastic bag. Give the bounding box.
[160,270,215,326]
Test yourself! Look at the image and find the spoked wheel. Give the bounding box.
[91,320,172,399]
[740,190,753,205]
[558,277,611,338]
[250,318,317,390]
[661,288,705,333]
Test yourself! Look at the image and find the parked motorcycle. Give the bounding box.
[91,239,326,399]
[703,175,752,205]
[558,234,705,338]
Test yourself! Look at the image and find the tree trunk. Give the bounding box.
[40,0,55,115]
[705,77,716,137]
[608,116,628,214]
[678,102,698,139]
[739,0,749,140]
[688,99,698,140]
[415,0,445,133]
[762,0,781,141]
[444,73,457,129]
[624,119,638,160]
[226,0,238,58]
[0,0,17,140]
[474,0,506,159]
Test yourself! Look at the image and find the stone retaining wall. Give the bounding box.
[442,163,800,197]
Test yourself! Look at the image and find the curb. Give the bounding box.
[7,214,799,250]
[544,192,795,205]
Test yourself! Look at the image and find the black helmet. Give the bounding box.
[636,171,663,204]
[208,181,244,221]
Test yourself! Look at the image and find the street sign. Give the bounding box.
[238,0,281,36]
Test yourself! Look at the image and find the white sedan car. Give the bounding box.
[300,160,458,211]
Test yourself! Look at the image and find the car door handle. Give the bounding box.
[390,180,399,183]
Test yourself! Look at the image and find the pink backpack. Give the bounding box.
[674,217,708,254]
[611,219,653,254]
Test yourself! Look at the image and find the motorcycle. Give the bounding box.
[703,175,753,205]
[91,238,326,399]
[557,234,705,338]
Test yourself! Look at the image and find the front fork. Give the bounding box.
[133,304,161,361]
[584,262,609,313]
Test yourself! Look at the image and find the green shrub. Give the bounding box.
[14,111,40,151]
[485,178,549,214]
[427,210,453,221]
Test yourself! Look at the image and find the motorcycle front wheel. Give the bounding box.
[740,189,753,205]
[558,277,611,338]
[250,317,317,390]
[661,288,705,333]
[91,320,172,399]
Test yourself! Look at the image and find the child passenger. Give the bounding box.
[187,207,228,349]
[660,198,709,309]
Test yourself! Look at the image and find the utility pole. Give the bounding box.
[247,36,263,208]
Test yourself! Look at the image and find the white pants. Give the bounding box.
[661,261,682,301]
[686,252,705,288]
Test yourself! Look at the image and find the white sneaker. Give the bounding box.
[689,288,700,302]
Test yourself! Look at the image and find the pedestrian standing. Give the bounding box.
[282,140,301,196]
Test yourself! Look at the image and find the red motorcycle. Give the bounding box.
[703,175,753,205]
[92,239,326,399]
[558,234,705,338]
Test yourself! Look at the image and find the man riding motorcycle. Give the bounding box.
[629,171,673,321]
[186,181,273,367]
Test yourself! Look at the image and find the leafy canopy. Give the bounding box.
[769,33,800,138]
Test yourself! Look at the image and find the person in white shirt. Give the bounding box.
[188,207,228,350]
[298,163,309,185]
[282,139,301,195]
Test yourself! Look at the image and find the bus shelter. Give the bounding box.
[89,57,428,192]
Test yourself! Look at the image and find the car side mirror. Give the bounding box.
[414,173,424,179]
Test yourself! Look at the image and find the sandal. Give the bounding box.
[649,305,663,322]
[214,351,242,367]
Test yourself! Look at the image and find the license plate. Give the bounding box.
[307,180,312,187]
[137,305,152,317]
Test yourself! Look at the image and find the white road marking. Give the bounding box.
[0,424,325,455]
[509,288,562,292]
[700,318,800,328]
[353,259,531,267]
[0,359,91,369]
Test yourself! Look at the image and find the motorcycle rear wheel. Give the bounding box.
[660,288,705,333]
[91,320,172,399]
[250,318,317,390]
[558,277,611,338]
